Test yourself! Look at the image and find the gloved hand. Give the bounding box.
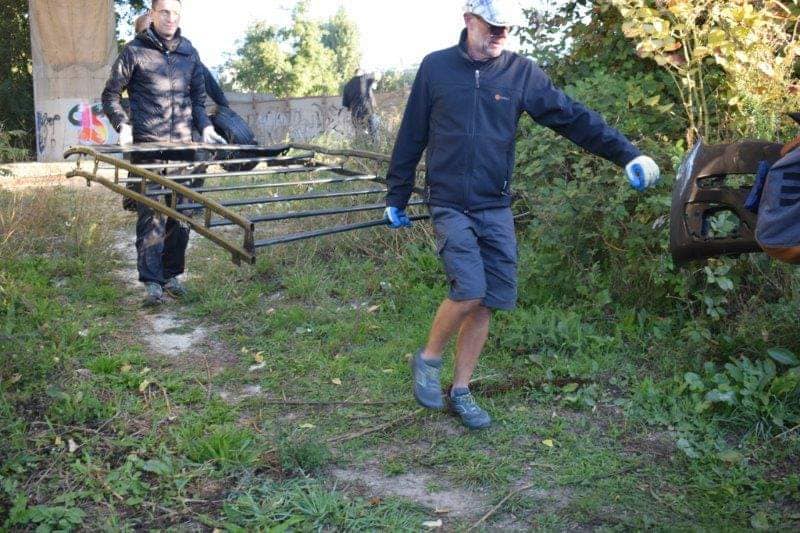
[202,125,228,144]
[384,206,412,229]
[118,124,133,146]
[625,155,661,191]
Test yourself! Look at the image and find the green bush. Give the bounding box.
[631,348,800,459]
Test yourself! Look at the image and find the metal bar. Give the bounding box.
[175,188,387,211]
[122,164,339,186]
[67,169,255,264]
[288,142,391,163]
[145,174,382,196]
[64,146,254,232]
[208,200,425,228]
[287,142,426,172]
[253,214,429,248]
[99,152,315,171]
[83,142,290,155]
[130,167,344,194]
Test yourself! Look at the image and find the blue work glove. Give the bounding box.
[625,155,661,191]
[384,206,412,229]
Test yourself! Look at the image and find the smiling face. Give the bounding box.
[151,0,181,40]
[464,13,509,61]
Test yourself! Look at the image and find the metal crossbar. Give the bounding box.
[63,142,428,266]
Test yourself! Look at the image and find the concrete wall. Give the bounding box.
[225,91,408,146]
[30,0,119,161]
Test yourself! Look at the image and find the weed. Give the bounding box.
[278,438,332,475]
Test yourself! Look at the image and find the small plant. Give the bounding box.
[184,425,262,471]
[0,126,28,163]
[278,438,331,475]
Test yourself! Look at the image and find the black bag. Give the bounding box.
[210,107,259,172]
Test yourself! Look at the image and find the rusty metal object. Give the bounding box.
[64,142,427,266]
[65,145,259,264]
[669,139,784,265]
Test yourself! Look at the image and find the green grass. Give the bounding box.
[1,178,799,531]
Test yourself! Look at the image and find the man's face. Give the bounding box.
[464,13,509,60]
[151,0,181,40]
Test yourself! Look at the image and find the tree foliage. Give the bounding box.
[225,3,361,98]
[0,0,34,155]
[609,0,800,142]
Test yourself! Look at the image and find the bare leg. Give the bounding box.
[421,298,483,360]
[452,305,491,389]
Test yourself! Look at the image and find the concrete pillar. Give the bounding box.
[29,0,118,161]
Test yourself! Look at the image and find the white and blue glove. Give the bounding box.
[384,206,412,229]
[625,155,660,191]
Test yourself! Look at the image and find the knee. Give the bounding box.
[448,298,484,315]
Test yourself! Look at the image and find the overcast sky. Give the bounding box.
[122,0,538,73]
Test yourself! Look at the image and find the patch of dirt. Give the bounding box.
[331,462,491,519]
[110,229,215,360]
[621,431,677,462]
[143,314,207,355]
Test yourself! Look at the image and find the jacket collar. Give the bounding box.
[137,26,191,55]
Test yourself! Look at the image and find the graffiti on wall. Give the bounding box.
[248,100,349,145]
[68,103,110,145]
[35,112,61,157]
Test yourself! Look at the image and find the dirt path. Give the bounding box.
[111,230,210,358]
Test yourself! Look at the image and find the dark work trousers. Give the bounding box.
[131,151,206,285]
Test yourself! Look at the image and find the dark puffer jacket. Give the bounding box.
[102,28,211,143]
[386,30,642,212]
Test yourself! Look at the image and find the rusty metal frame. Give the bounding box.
[65,145,257,265]
[64,142,427,266]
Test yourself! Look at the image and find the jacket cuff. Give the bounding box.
[618,147,643,168]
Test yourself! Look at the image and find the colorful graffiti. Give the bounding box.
[35,112,61,156]
[68,103,109,144]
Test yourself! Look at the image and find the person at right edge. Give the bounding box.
[384,0,661,430]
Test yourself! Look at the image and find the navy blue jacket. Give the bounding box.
[102,28,212,143]
[386,30,642,211]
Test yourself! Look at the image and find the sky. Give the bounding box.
[125,0,533,73]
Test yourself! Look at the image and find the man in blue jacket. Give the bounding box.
[384,0,660,429]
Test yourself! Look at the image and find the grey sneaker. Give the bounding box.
[163,277,187,297]
[143,282,163,306]
[410,350,444,410]
[449,389,491,430]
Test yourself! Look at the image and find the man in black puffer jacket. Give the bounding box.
[102,0,226,306]
[387,0,662,430]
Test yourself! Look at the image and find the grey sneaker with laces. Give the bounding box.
[163,277,187,297]
[449,388,491,429]
[410,350,444,410]
[143,282,163,306]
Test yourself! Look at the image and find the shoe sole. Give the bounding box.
[410,357,444,410]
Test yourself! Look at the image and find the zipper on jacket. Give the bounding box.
[464,69,481,213]
[164,49,175,142]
